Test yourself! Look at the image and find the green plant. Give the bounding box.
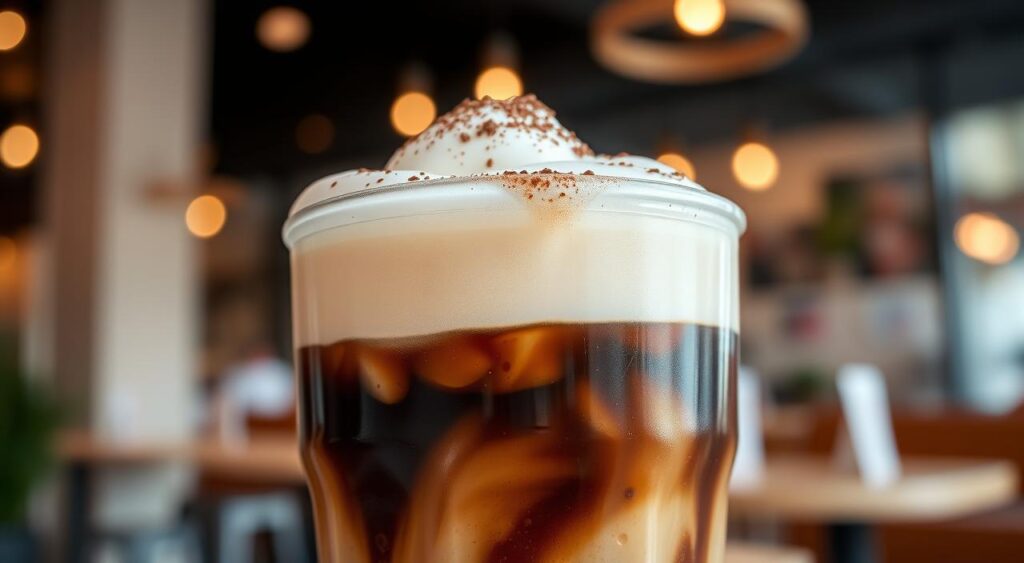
[0,341,60,524]
[774,366,830,404]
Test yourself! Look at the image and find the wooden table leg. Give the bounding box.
[298,486,318,563]
[829,522,877,563]
[65,463,90,563]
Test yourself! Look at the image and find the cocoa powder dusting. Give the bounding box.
[476,119,498,137]
[390,95,594,160]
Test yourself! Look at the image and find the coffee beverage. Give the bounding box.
[298,322,735,562]
[284,95,745,562]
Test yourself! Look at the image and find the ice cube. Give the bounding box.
[357,346,409,404]
[414,337,492,389]
[319,341,351,380]
[491,326,564,392]
[575,381,623,440]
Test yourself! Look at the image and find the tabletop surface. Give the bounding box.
[57,430,306,483]
[729,455,1019,522]
[60,433,1019,523]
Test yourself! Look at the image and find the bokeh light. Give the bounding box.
[474,66,523,100]
[1,124,40,169]
[0,236,15,273]
[390,92,436,137]
[256,7,310,52]
[295,114,334,154]
[673,0,726,37]
[954,212,1019,266]
[0,10,27,51]
[657,152,697,180]
[732,141,778,191]
[185,195,227,239]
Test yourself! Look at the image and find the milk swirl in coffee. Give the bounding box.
[284,95,745,562]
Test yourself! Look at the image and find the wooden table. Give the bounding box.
[729,455,1019,563]
[57,430,304,482]
[724,542,813,563]
[57,431,304,563]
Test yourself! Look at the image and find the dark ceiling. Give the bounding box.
[209,0,1024,179]
[0,0,42,233]
[3,0,1024,234]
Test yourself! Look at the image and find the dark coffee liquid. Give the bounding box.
[297,322,737,563]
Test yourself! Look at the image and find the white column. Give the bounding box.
[92,0,205,442]
[43,0,207,527]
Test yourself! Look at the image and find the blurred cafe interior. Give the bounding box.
[2,0,1024,562]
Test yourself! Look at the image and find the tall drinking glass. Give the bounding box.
[284,172,745,562]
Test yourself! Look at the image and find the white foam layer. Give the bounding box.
[286,96,743,343]
[287,155,697,218]
[290,183,740,344]
[387,94,593,176]
[288,96,700,218]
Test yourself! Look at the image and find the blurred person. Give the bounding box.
[207,343,294,443]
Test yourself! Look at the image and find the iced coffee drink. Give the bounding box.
[284,95,745,562]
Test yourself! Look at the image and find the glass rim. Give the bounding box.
[282,173,746,248]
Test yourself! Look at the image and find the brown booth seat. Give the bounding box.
[785,406,1024,562]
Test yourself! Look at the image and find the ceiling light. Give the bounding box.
[674,0,725,36]
[0,124,39,169]
[185,195,227,239]
[256,7,310,52]
[475,67,523,101]
[954,212,1019,266]
[657,152,697,180]
[390,92,436,137]
[732,141,778,191]
[0,10,27,51]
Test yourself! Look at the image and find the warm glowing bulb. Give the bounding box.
[256,6,310,52]
[954,212,1019,266]
[0,236,15,272]
[295,114,334,154]
[732,141,778,191]
[0,124,39,169]
[474,66,523,100]
[657,152,697,180]
[185,195,227,239]
[390,92,436,137]
[0,10,27,51]
[674,0,726,36]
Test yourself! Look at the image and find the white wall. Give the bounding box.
[686,115,943,399]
